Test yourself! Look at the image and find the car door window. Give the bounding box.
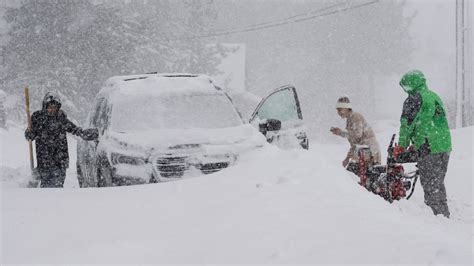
[254,88,300,122]
[96,100,110,135]
[90,99,105,128]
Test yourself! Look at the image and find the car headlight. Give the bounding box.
[111,153,146,165]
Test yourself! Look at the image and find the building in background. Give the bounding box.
[213,43,261,121]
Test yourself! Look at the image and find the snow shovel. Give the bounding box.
[25,87,40,188]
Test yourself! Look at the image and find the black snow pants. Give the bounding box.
[417,152,450,218]
[39,168,66,188]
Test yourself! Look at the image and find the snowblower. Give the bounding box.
[346,134,419,203]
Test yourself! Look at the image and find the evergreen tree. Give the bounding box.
[118,0,231,75]
[1,1,137,122]
[1,0,230,123]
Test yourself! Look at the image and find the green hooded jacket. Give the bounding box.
[398,70,452,154]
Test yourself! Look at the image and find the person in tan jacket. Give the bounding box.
[330,96,381,167]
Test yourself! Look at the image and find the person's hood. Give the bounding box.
[399,70,427,94]
[42,92,62,110]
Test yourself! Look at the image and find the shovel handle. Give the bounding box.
[25,87,34,170]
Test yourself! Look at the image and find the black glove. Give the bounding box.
[70,127,83,136]
[25,129,35,141]
[81,128,99,141]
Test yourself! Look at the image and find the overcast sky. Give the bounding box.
[374,0,472,123]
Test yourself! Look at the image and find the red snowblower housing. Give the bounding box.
[346,134,419,203]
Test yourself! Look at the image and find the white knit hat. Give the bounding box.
[336,96,352,109]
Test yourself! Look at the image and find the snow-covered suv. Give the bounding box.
[77,74,308,187]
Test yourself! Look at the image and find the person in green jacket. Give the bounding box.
[395,70,452,218]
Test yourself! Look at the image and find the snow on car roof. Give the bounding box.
[99,73,221,99]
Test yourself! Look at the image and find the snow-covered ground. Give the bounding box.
[0,123,472,264]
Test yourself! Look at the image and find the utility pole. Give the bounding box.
[456,0,471,128]
[467,0,473,126]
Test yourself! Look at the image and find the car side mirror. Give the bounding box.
[258,119,281,135]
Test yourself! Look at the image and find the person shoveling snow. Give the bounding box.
[24,92,98,188]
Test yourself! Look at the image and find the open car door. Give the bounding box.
[250,85,308,149]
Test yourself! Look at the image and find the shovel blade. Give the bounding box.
[27,168,40,188]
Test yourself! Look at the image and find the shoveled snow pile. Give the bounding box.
[0,125,472,264]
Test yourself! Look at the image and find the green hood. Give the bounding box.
[398,69,452,154]
[399,70,427,94]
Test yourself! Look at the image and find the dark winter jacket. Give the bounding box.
[26,94,98,170]
[27,109,81,170]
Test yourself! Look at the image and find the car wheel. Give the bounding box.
[97,158,113,187]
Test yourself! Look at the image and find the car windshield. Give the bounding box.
[110,93,243,131]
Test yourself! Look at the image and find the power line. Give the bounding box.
[209,1,350,33]
[170,0,379,41]
[165,0,380,41]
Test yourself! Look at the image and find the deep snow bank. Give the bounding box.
[0,125,472,264]
[0,127,80,188]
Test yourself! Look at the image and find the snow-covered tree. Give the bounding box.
[1,1,137,121]
[1,0,230,123]
[118,0,231,75]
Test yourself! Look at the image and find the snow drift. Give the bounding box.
[0,125,472,264]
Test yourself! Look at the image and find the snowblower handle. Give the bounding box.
[24,87,34,170]
[388,134,396,150]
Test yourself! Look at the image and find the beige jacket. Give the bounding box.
[341,111,381,164]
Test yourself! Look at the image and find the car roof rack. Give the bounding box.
[123,74,201,82]
[145,73,199,78]
[123,76,148,81]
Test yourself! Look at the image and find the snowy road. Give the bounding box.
[1,126,472,264]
